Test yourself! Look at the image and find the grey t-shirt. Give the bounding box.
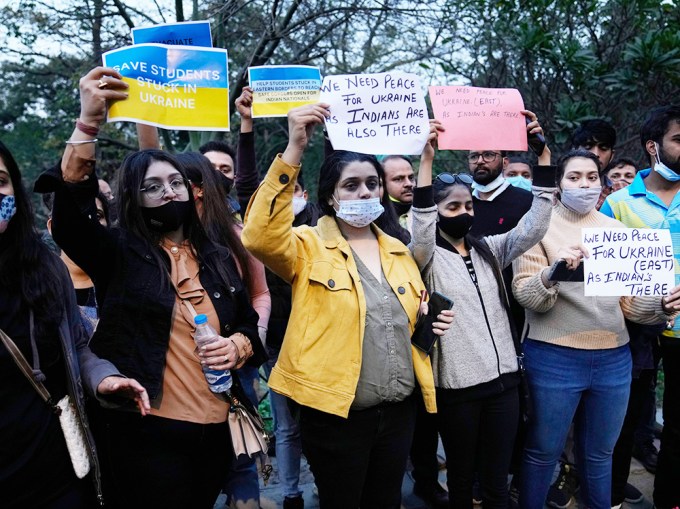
[351,251,415,410]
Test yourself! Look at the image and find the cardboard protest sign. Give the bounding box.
[102,44,230,131]
[582,227,675,297]
[248,65,322,118]
[429,86,528,151]
[132,21,212,47]
[320,71,430,155]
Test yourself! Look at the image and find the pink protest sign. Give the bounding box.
[429,86,528,151]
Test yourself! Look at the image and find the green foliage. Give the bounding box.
[434,0,680,164]
[0,0,678,200]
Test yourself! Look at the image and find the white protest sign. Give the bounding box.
[320,71,430,155]
[582,227,675,297]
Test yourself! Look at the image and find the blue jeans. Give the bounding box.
[223,365,261,507]
[266,347,303,499]
[519,340,631,509]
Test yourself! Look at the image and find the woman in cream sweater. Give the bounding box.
[512,149,680,509]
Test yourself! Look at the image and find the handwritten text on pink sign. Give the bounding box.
[429,86,528,151]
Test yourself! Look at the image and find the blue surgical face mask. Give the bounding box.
[333,196,384,228]
[505,175,532,191]
[0,193,16,234]
[653,143,680,182]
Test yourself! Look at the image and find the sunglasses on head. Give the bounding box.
[436,173,474,186]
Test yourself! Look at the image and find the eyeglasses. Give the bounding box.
[140,178,188,200]
[468,151,501,163]
[436,173,474,186]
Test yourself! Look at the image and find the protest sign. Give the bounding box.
[582,227,675,297]
[132,21,212,47]
[248,65,321,118]
[102,44,230,131]
[428,86,528,151]
[320,71,430,155]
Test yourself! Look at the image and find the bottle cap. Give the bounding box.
[194,314,208,325]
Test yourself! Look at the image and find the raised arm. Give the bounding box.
[35,67,129,297]
[484,111,555,268]
[234,86,261,217]
[137,123,161,150]
[63,67,129,181]
[409,120,443,270]
[241,104,329,282]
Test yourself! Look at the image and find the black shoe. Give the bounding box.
[624,483,644,504]
[632,442,658,474]
[283,495,304,509]
[547,463,579,509]
[413,483,449,509]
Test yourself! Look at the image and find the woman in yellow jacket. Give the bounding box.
[242,105,452,509]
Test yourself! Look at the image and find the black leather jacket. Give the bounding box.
[37,167,265,401]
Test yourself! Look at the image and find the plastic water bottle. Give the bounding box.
[193,314,232,393]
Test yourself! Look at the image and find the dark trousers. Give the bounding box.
[654,341,680,507]
[611,369,655,505]
[35,479,94,509]
[410,393,442,490]
[97,410,233,509]
[300,396,417,509]
[438,387,519,509]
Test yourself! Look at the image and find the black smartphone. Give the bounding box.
[411,291,455,355]
[548,259,585,282]
[526,117,546,156]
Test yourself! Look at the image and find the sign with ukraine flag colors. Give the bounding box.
[248,65,322,118]
[102,44,230,131]
[131,20,213,47]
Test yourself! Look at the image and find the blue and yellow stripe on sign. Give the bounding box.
[248,65,321,118]
[102,44,230,131]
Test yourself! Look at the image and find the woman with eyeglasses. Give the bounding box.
[410,115,554,508]
[36,67,266,509]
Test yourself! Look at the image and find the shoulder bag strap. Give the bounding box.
[0,325,58,410]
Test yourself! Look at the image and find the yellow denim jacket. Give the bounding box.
[242,155,436,418]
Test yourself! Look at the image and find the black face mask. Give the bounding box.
[216,173,234,195]
[140,200,192,233]
[391,199,412,217]
[437,212,474,239]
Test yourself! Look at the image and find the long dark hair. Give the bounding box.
[0,140,63,332]
[317,150,410,244]
[175,151,254,294]
[113,149,234,289]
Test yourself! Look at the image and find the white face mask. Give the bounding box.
[560,187,601,215]
[471,173,505,193]
[292,196,307,216]
[653,142,680,182]
[333,197,384,228]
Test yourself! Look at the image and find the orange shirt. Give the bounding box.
[149,240,230,424]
